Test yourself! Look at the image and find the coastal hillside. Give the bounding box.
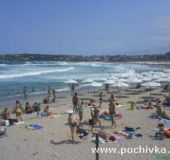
[1,52,170,62]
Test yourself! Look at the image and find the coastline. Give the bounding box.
[0,86,103,109]
[133,61,170,68]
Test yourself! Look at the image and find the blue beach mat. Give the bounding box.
[27,124,43,130]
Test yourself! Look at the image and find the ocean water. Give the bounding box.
[0,61,169,98]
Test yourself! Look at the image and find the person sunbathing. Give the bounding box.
[1,108,18,125]
[156,105,163,116]
[43,96,49,104]
[161,111,170,120]
[1,108,10,120]
[142,102,153,109]
[43,106,57,117]
[93,131,116,142]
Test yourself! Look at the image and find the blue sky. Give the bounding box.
[0,0,170,55]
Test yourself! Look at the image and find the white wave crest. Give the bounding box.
[0,67,74,79]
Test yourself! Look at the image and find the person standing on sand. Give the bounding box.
[109,93,115,102]
[72,92,79,111]
[15,100,23,121]
[99,91,103,108]
[68,112,80,141]
[52,89,56,102]
[47,86,51,98]
[91,107,103,131]
[109,101,116,128]
[23,86,27,99]
[77,101,84,123]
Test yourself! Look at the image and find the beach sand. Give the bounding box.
[0,88,170,160]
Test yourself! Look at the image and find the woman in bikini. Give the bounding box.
[109,101,116,128]
[15,100,23,121]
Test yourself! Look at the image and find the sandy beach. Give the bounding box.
[0,87,170,160]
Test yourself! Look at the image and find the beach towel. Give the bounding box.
[26,124,43,130]
[149,115,162,120]
[124,127,143,138]
[14,121,25,125]
[160,119,170,126]
[163,104,170,108]
[99,113,123,121]
[48,114,60,118]
[111,133,126,141]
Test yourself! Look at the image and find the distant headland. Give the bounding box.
[1,52,170,62]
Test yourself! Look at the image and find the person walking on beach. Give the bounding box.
[91,107,103,131]
[15,100,23,121]
[72,92,79,111]
[109,101,116,128]
[68,112,80,141]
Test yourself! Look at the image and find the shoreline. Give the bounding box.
[0,86,103,109]
[133,61,170,68]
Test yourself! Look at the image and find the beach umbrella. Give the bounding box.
[118,78,128,83]
[89,82,102,96]
[154,78,170,83]
[65,80,79,95]
[93,78,107,82]
[141,82,161,88]
[127,77,142,84]
[127,77,142,96]
[103,80,116,93]
[141,82,161,99]
[82,79,94,83]
[112,82,129,88]
[65,80,79,84]
[142,77,152,82]
[81,79,95,93]
[112,82,129,98]
[103,80,116,85]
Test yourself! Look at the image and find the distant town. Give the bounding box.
[0,52,170,63]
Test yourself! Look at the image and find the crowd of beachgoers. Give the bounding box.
[0,84,170,160]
